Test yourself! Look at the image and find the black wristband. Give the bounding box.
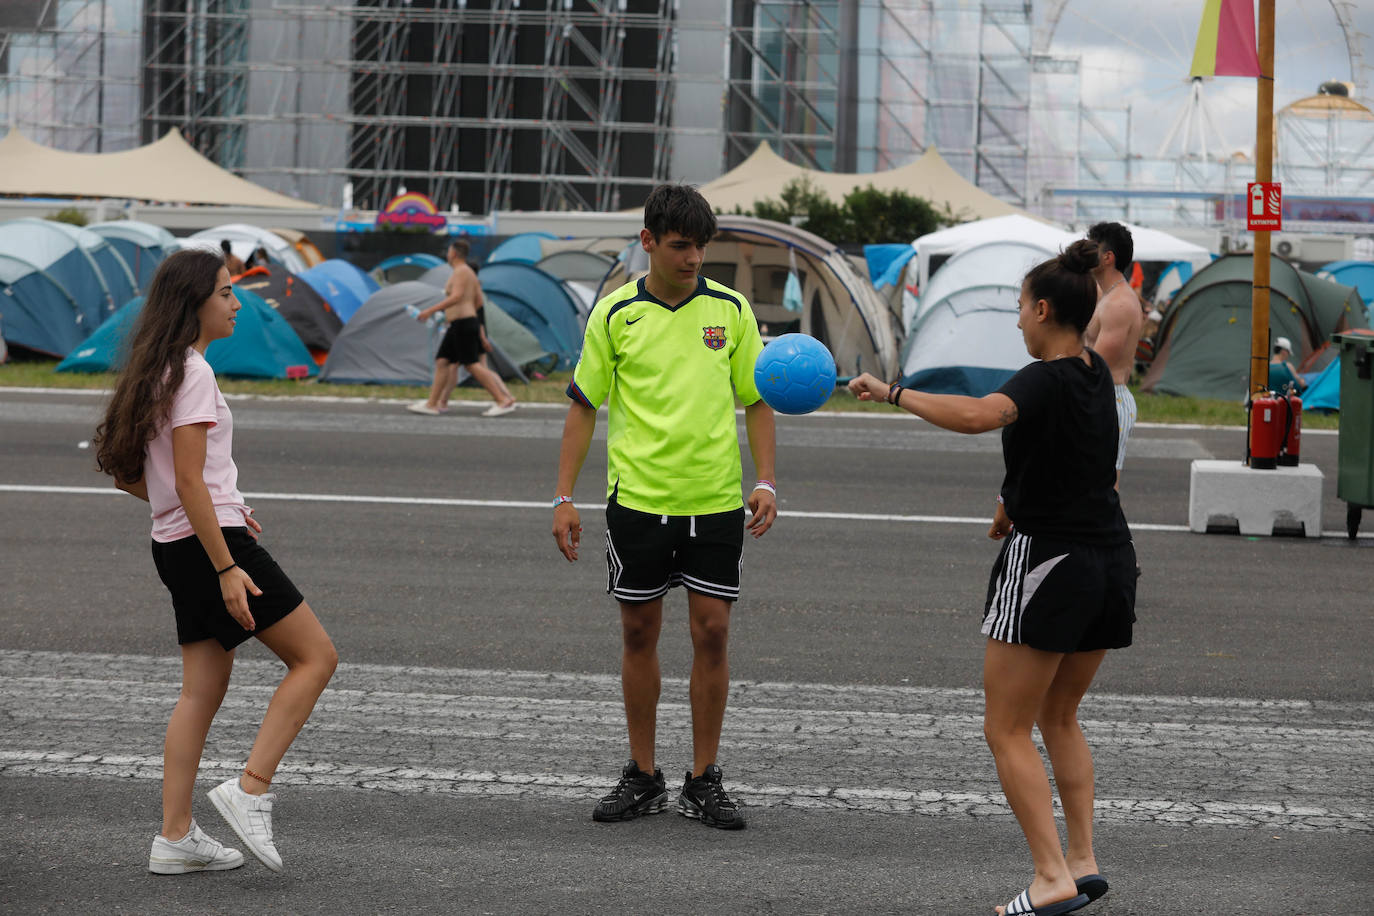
[887,382,904,405]
[216,562,238,576]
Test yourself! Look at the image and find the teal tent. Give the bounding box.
[0,251,85,356]
[1302,357,1340,412]
[58,288,317,379]
[1141,254,1367,400]
[88,221,177,290]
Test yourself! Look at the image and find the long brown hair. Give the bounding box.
[94,248,225,484]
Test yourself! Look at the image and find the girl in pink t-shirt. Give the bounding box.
[94,248,336,876]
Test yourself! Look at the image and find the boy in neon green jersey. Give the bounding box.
[552,183,777,830]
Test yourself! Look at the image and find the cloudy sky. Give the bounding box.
[1043,0,1374,158]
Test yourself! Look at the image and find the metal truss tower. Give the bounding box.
[725,1,1032,203]
[142,0,250,168]
[0,0,142,153]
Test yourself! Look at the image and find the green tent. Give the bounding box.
[1141,254,1366,400]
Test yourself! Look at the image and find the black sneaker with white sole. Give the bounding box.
[677,763,745,830]
[592,759,669,822]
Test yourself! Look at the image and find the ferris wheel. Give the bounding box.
[1035,0,1371,160]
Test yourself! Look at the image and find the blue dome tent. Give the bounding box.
[26,218,139,310]
[300,259,381,323]
[57,287,317,379]
[478,262,583,368]
[88,221,177,290]
[1318,261,1374,321]
[0,219,114,332]
[371,252,445,285]
[486,232,557,265]
[0,251,85,356]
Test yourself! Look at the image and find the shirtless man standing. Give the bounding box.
[407,238,516,417]
[1084,222,1143,486]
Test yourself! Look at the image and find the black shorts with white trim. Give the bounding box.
[604,497,745,605]
[982,530,1136,653]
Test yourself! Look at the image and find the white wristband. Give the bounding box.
[753,480,776,497]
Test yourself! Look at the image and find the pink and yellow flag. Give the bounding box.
[1189,0,1261,77]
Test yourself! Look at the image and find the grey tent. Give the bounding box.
[320,281,547,385]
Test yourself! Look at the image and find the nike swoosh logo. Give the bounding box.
[626,316,644,325]
[630,791,647,802]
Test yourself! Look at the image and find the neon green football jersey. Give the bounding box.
[568,275,764,516]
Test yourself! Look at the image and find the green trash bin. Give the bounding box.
[1335,329,1374,538]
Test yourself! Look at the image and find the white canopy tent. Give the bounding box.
[0,128,316,209]
[184,224,310,275]
[901,240,1057,395]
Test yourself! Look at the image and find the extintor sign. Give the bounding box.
[1247,181,1282,231]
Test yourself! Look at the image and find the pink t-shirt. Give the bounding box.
[145,349,250,542]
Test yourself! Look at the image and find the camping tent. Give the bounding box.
[319,281,545,385]
[1303,357,1341,411]
[1121,222,1213,265]
[698,142,1026,223]
[23,218,138,310]
[479,262,584,368]
[300,259,381,324]
[596,216,896,378]
[900,240,1055,395]
[232,266,340,354]
[270,228,327,268]
[1141,254,1367,399]
[57,287,317,379]
[371,253,445,285]
[88,221,177,289]
[0,127,316,208]
[487,232,557,264]
[1318,261,1374,313]
[536,250,616,284]
[0,251,85,356]
[417,263,451,290]
[186,224,310,274]
[0,218,116,332]
[1152,261,1196,306]
[911,216,1077,299]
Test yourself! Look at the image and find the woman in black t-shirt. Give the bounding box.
[850,240,1133,916]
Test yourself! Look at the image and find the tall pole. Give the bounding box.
[1249,0,1274,405]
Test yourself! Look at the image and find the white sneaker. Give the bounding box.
[148,819,245,875]
[481,402,516,417]
[406,402,440,416]
[208,777,283,873]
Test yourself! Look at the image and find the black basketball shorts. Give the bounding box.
[982,530,1136,653]
[604,497,746,605]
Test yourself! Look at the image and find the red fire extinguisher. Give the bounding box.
[1278,390,1301,466]
[1249,393,1283,469]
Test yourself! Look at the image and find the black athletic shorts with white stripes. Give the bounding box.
[982,530,1136,653]
[604,496,745,605]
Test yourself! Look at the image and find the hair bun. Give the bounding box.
[1059,239,1100,275]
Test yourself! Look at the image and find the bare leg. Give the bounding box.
[438,363,460,409]
[620,599,663,772]
[686,592,732,776]
[238,604,337,794]
[162,640,235,839]
[983,638,1080,914]
[463,360,516,407]
[425,359,454,410]
[1037,649,1107,882]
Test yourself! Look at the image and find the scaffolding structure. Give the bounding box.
[0,0,142,153]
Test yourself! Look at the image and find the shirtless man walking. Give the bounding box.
[407,238,516,417]
[1084,222,1143,485]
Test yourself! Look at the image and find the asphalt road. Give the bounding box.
[1,388,1370,915]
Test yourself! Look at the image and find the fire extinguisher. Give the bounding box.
[1249,393,1283,469]
[1278,388,1302,467]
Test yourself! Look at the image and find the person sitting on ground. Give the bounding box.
[1268,337,1306,394]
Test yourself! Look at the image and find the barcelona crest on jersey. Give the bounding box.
[702,326,726,350]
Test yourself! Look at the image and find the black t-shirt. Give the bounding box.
[996,349,1130,543]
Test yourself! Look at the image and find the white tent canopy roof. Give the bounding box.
[0,128,316,209]
[698,143,1027,222]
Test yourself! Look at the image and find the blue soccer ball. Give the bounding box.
[754,333,837,415]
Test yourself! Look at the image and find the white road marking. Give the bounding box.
[1,650,1368,832]
[7,483,1367,537]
